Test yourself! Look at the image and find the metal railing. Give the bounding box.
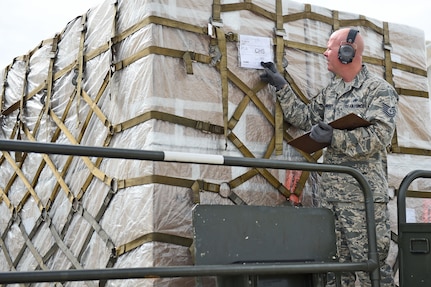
[0,139,380,286]
[397,169,431,224]
[397,169,431,287]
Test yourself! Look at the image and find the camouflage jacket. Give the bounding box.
[276,65,399,202]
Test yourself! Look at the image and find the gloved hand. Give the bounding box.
[310,121,333,144]
[260,62,288,91]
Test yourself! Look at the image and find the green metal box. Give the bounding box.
[398,223,431,286]
[192,205,337,286]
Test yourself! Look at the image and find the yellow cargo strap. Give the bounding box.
[71,183,118,268]
[274,91,284,155]
[0,186,12,209]
[229,169,259,189]
[47,85,97,206]
[44,33,59,118]
[47,216,89,274]
[190,180,201,203]
[23,126,76,206]
[394,147,431,157]
[112,45,211,71]
[2,150,44,212]
[15,118,23,163]
[72,72,115,200]
[0,236,14,268]
[16,54,30,163]
[223,73,311,197]
[212,0,221,23]
[117,175,218,193]
[285,4,331,25]
[193,180,224,203]
[274,0,285,156]
[294,171,311,197]
[17,217,48,270]
[83,168,250,208]
[228,132,290,198]
[284,39,326,55]
[106,173,247,206]
[383,22,394,86]
[226,72,271,127]
[112,16,207,46]
[382,22,401,154]
[183,51,194,74]
[73,200,116,251]
[211,0,229,148]
[215,26,229,149]
[1,123,19,196]
[73,13,88,127]
[394,189,431,198]
[49,109,113,187]
[221,1,273,20]
[226,72,296,190]
[47,66,228,204]
[112,110,224,135]
[227,191,247,205]
[193,179,247,205]
[107,0,118,107]
[114,232,193,258]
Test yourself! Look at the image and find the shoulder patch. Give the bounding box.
[383,103,396,118]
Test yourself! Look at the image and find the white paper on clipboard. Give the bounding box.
[239,35,273,69]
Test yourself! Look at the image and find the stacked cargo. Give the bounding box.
[0,0,430,286]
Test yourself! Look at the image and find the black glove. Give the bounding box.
[310,121,333,144]
[260,62,288,91]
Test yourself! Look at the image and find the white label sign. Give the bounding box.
[239,35,273,69]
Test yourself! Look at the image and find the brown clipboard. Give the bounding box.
[287,113,371,154]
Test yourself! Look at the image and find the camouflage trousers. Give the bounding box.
[320,201,394,287]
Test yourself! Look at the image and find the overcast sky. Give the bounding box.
[0,0,430,69]
[0,0,103,68]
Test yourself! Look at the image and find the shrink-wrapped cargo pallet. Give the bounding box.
[0,0,430,286]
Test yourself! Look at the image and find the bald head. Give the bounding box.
[323,28,365,82]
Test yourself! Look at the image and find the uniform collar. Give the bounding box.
[332,65,368,92]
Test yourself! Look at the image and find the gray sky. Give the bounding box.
[0,0,103,68]
[0,0,430,69]
[297,0,431,40]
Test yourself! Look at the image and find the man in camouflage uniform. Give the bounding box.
[260,28,398,286]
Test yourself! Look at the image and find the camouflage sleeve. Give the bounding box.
[331,81,398,157]
[276,85,325,131]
